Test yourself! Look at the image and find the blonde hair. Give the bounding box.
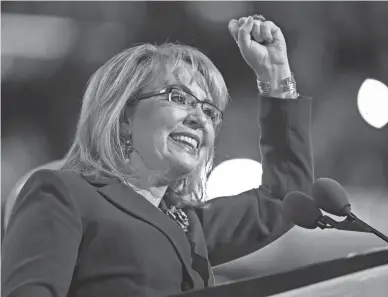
[62,43,230,206]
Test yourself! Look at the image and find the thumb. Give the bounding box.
[237,16,254,52]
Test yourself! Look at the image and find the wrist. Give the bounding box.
[256,69,299,99]
[254,63,291,82]
[267,64,292,84]
[254,69,271,82]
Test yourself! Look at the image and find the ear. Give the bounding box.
[119,121,131,137]
[120,104,135,136]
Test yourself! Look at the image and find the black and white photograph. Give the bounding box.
[2,1,388,297]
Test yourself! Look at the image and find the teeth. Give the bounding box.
[171,135,198,149]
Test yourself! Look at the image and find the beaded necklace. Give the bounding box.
[158,201,189,233]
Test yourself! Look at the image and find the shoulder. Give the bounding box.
[22,169,87,194]
[22,169,104,209]
[4,169,94,230]
[10,169,86,211]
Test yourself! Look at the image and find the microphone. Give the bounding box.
[283,191,368,232]
[310,178,351,216]
[283,191,325,229]
[311,178,388,244]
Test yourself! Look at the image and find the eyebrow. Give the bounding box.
[171,83,214,104]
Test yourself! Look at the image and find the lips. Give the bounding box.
[169,132,201,154]
[170,132,200,147]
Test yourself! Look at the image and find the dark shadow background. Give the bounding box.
[2,1,388,284]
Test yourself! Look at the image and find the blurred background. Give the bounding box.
[2,1,388,284]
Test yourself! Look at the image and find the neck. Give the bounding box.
[125,151,171,207]
[124,175,169,207]
[131,183,168,207]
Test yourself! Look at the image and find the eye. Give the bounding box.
[170,90,188,105]
[202,105,218,121]
[203,108,214,118]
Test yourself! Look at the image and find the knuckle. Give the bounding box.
[252,20,262,29]
[238,17,248,25]
[228,23,237,33]
[229,19,239,26]
[263,21,274,29]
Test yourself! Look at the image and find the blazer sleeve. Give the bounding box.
[1,170,82,297]
[195,96,314,267]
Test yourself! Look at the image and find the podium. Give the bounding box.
[171,248,388,297]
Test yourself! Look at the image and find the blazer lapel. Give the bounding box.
[82,175,197,286]
[185,208,215,287]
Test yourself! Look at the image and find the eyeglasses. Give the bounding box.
[136,85,223,126]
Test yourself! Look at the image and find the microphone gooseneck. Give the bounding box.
[346,212,388,243]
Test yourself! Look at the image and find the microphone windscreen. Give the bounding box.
[282,191,323,229]
[311,178,351,216]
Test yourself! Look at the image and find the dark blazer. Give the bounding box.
[2,96,314,297]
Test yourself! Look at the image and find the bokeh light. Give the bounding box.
[2,13,77,60]
[207,159,262,199]
[357,79,388,129]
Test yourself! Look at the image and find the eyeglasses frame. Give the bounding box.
[135,85,223,125]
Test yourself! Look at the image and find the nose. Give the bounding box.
[183,104,207,129]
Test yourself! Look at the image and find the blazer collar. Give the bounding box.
[82,174,199,286]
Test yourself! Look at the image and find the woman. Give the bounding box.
[2,15,314,297]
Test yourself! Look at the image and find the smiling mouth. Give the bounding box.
[168,135,199,155]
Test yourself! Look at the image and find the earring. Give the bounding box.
[121,135,133,159]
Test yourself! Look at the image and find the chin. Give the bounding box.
[167,155,202,181]
[173,160,198,177]
[165,144,201,171]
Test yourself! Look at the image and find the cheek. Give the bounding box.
[132,105,186,153]
[202,138,214,159]
[137,104,185,128]
[203,125,216,147]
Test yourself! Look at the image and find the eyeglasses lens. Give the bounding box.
[169,89,221,125]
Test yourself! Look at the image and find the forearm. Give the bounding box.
[258,95,314,198]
